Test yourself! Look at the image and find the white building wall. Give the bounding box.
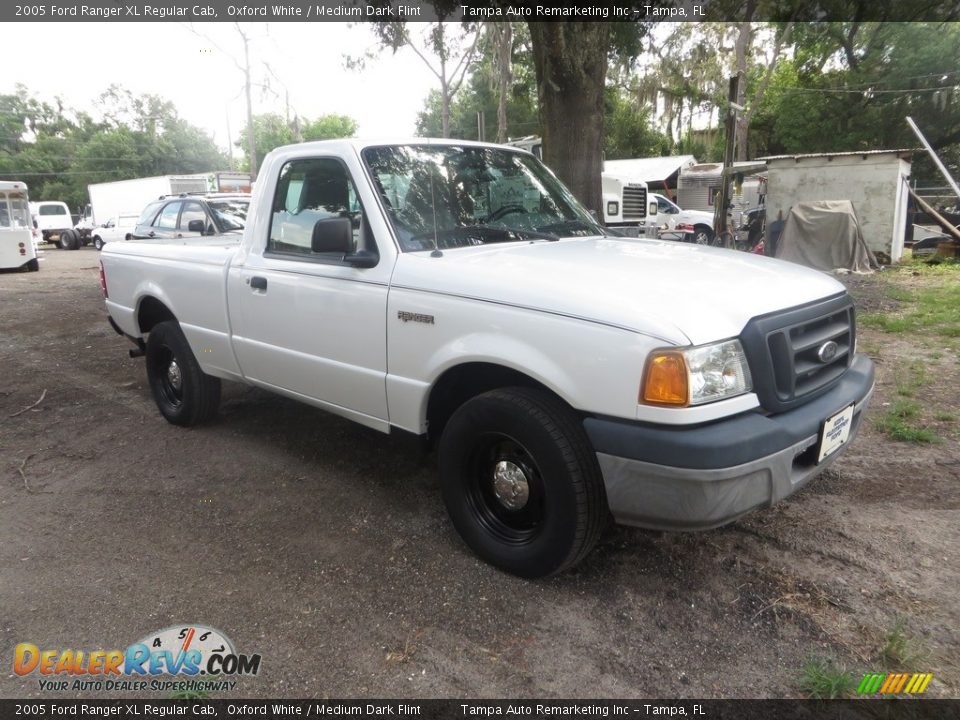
[765,154,911,262]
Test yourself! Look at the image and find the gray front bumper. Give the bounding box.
[586,354,875,531]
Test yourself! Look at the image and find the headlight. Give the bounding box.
[606,201,619,217]
[641,339,752,406]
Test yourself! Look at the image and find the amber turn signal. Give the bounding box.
[641,352,688,406]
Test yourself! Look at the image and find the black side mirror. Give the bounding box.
[187,219,206,233]
[311,217,352,254]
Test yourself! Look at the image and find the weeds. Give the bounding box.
[875,399,938,443]
[799,657,855,699]
[880,618,928,669]
[859,261,960,338]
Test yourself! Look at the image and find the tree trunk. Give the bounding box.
[496,23,512,143]
[528,22,609,216]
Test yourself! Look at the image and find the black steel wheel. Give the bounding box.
[145,320,220,426]
[439,387,607,577]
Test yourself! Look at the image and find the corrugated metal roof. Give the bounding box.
[603,155,697,183]
[759,148,917,161]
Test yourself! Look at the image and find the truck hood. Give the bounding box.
[391,237,847,346]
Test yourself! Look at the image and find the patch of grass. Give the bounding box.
[859,263,960,338]
[875,399,938,443]
[887,287,916,302]
[880,618,928,669]
[799,657,855,699]
[934,410,956,422]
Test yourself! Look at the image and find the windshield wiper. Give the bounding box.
[411,225,559,246]
[535,219,607,237]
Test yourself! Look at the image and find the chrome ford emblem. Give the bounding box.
[817,340,839,363]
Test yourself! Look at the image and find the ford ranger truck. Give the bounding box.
[100,139,875,578]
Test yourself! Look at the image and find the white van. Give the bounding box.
[1,181,39,271]
[29,200,73,246]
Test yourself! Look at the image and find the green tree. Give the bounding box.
[302,114,358,141]
[0,85,228,212]
[236,112,358,173]
[604,90,671,160]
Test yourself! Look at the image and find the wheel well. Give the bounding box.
[137,296,176,334]
[695,224,713,233]
[426,362,562,443]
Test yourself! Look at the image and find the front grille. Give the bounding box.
[621,185,647,221]
[740,294,855,413]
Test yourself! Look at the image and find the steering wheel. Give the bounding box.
[485,204,526,223]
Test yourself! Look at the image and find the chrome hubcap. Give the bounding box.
[166,360,182,391]
[492,460,530,510]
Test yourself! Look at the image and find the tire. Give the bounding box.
[25,258,39,272]
[438,387,607,578]
[145,320,221,426]
[58,231,73,250]
[94,236,103,251]
[691,226,714,246]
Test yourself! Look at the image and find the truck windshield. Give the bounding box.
[362,144,604,252]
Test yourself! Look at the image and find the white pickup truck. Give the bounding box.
[644,192,718,244]
[101,139,874,577]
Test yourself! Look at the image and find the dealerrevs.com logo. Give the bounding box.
[14,625,261,693]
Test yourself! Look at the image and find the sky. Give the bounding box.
[6,22,441,162]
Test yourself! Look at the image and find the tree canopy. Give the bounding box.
[235,112,358,174]
[0,84,227,211]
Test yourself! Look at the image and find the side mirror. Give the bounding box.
[311,217,353,254]
[648,201,658,216]
[187,219,206,233]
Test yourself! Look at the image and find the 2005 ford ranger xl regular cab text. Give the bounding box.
[101,139,875,577]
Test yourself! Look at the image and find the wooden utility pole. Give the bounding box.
[714,75,740,244]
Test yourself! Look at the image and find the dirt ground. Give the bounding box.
[1,248,957,699]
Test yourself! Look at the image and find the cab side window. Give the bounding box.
[267,158,370,261]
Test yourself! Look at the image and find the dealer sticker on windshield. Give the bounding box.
[818,403,855,463]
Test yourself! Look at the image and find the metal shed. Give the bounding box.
[760,149,913,262]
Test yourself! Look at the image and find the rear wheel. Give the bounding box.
[691,226,714,246]
[58,231,74,250]
[25,258,39,272]
[145,320,221,426]
[439,387,607,578]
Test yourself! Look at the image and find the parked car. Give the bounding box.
[93,213,142,250]
[132,193,249,241]
[100,139,874,578]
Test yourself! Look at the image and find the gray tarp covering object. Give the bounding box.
[775,200,879,273]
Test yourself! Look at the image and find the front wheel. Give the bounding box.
[439,387,607,578]
[145,320,221,426]
[93,236,103,251]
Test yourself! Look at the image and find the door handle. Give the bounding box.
[148,231,155,238]
[250,276,268,291]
